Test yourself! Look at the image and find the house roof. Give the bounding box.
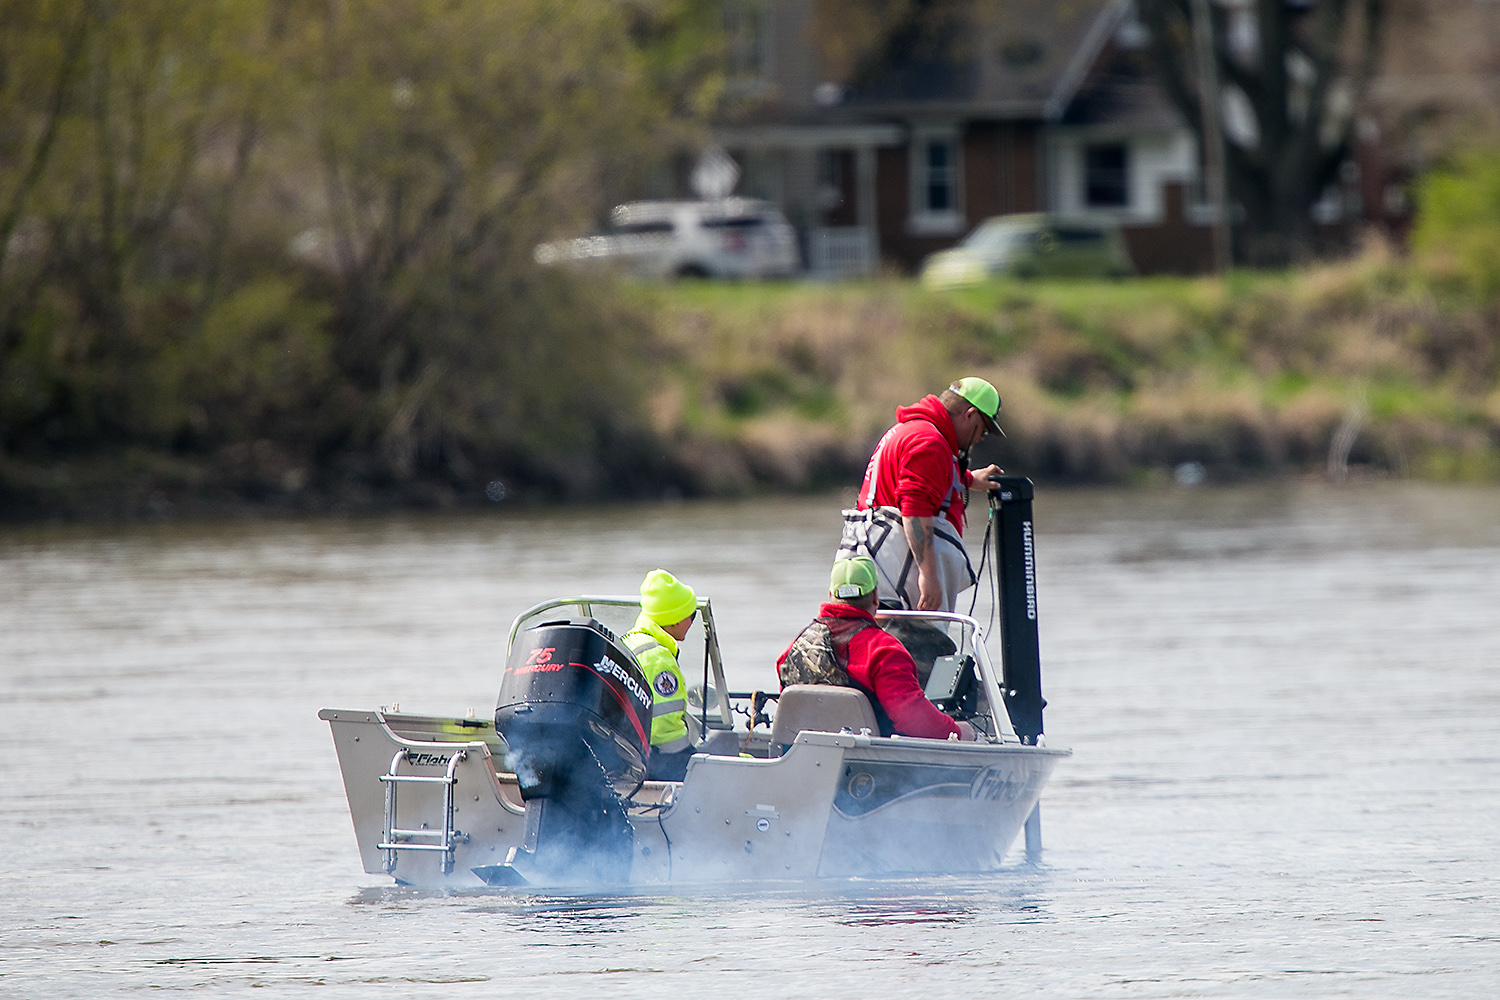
[742,0,1130,124]
[1059,36,1186,132]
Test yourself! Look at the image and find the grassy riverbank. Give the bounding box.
[639,244,1500,493]
[4,245,1498,520]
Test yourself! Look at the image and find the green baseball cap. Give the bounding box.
[829,556,878,600]
[952,376,1004,436]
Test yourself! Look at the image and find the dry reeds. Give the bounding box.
[654,247,1500,489]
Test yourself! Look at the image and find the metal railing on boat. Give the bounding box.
[378,748,470,875]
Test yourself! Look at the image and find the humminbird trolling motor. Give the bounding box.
[484,618,651,885]
[989,477,1046,745]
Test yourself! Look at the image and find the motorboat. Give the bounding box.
[320,478,1069,886]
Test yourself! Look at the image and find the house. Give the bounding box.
[713,0,1218,276]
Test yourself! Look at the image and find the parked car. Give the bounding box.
[534,199,800,280]
[919,214,1133,288]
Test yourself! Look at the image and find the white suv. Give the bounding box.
[534,199,800,279]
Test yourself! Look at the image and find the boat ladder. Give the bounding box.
[378,748,471,875]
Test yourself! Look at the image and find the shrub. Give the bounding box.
[1413,150,1500,302]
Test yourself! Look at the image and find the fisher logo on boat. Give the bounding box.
[653,670,679,698]
[969,764,1024,803]
[404,751,452,768]
[594,655,650,708]
[1022,521,1037,621]
[846,772,876,799]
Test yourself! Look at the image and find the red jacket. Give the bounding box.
[776,602,961,741]
[857,395,973,537]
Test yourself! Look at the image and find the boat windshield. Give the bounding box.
[509,596,733,730]
[512,599,641,641]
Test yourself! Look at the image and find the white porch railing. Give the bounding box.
[809,226,876,280]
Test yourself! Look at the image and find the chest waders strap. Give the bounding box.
[842,420,970,610]
[863,420,965,519]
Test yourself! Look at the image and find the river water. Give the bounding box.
[2,481,1498,998]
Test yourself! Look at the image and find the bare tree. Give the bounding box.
[0,1,90,286]
[1138,0,1386,264]
[0,0,723,505]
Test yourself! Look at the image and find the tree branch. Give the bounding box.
[1138,1,1203,139]
[0,5,91,283]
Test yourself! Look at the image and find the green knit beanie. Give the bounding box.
[639,569,697,626]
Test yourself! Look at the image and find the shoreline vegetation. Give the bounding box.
[646,240,1500,496]
[5,238,1499,522]
[3,4,1497,522]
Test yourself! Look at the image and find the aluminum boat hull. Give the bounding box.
[320,708,1067,887]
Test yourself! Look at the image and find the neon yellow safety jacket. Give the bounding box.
[622,612,691,754]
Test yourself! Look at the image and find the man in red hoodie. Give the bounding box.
[777,557,976,741]
[839,377,1005,612]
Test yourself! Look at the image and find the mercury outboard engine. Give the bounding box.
[488,618,652,884]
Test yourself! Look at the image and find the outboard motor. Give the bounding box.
[489,618,652,884]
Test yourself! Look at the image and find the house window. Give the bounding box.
[925,141,954,212]
[1085,143,1129,207]
[909,128,963,234]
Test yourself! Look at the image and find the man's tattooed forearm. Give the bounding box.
[906,516,931,559]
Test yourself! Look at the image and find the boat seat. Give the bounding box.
[769,685,880,749]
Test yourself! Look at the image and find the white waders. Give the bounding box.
[837,425,977,613]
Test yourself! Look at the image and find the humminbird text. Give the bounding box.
[1022,521,1037,621]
